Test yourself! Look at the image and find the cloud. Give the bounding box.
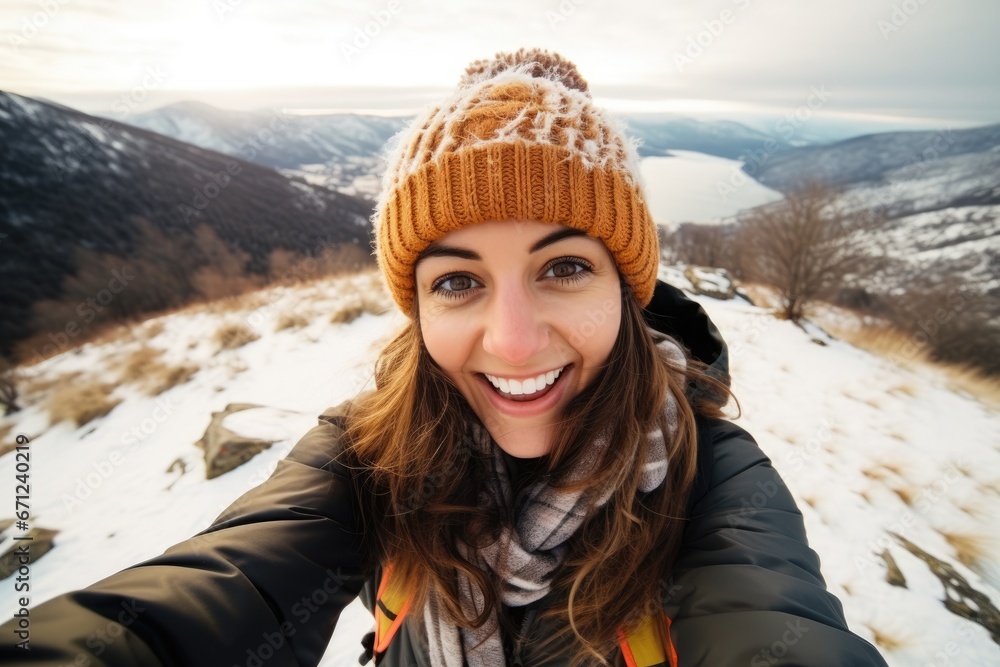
[1,0,997,124]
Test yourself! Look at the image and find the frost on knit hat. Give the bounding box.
[372,48,659,315]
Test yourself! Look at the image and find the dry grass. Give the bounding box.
[117,346,160,385]
[862,395,885,410]
[831,323,926,366]
[888,383,919,398]
[87,321,140,348]
[20,370,84,398]
[878,459,909,478]
[799,493,818,510]
[331,294,385,325]
[47,379,121,426]
[113,346,198,396]
[890,485,920,507]
[214,322,260,351]
[0,421,14,456]
[939,530,996,571]
[829,322,1000,410]
[980,480,1000,498]
[868,625,907,652]
[275,311,312,332]
[203,290,273,315]
[938,364,1000,411]
[957,499,991,520]
[862,466,889,481]
[142,320,166,340]
[737,282,782,310]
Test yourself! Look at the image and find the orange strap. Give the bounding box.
[376,564,677,666]
[374,562,413,654]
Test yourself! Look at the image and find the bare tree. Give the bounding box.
[737,181,886,322]
[660,222,740,272]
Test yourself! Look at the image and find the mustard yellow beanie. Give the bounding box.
[373,48,659,315]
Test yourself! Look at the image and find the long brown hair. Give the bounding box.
[343,281,735,666]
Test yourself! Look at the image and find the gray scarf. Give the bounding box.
[423,334,687,667]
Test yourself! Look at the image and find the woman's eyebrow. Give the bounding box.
[415,227,588,264]
[416,244,479,263]
[529,227,588,253]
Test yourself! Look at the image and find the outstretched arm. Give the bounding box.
[0,409,369,666]
[665,418,888,667]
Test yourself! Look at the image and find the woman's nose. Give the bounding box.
[481,280,549,367]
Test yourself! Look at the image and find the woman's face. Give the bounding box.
[415,220,622,458]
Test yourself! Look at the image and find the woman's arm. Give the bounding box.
[665,418,888,666]
[0,407,369,666]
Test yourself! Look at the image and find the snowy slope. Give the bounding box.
[1,269,998,665]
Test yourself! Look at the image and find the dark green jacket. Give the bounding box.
[0,281,888,666]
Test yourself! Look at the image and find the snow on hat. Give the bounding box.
[373,47,659,315]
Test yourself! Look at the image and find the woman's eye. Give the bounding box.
[432,274,481,298]
[544,258,593,281]
[549,262,580,278]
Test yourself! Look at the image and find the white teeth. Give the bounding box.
[486,366,565,397]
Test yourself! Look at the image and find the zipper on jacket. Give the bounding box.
[509,607,539,667]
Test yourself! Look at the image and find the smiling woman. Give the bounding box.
[0,48,889,667]
[415,221,623,458]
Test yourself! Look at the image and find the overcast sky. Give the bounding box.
[3,0,998,129]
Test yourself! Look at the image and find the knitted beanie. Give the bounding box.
[372,48,659,315]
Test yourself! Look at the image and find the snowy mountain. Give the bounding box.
[120,102,807,198]
[126,102,408,198]
[0,91,375,357]
[746,125,1000,297]
[0,268,997,666]
[622,113,796,159]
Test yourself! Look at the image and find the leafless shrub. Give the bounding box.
[660,222,740,271]
[737,181,888,323]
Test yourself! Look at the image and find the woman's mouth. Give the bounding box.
[481,365,569,402]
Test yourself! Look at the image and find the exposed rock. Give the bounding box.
[682,266,736,300]
[879,548,907,588]
[0,526,59,579]
[891,532,1000,646]
[195,403,276,479]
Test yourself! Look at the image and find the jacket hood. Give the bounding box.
[643,279,731,398]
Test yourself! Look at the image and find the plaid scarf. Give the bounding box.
[423,335,687,667]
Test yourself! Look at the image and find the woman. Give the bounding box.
[0,49,887,666]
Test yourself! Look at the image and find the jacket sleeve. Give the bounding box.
[665,418,888,667]
[0,407,370,666]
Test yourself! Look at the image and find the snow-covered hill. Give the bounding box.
[0,91,376,356]
[1,268,997,665]
[124,102,407,198]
